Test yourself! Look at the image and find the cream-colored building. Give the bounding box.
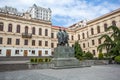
[0,11,52,57]
[0,5,120,57]
[71,8,120,57]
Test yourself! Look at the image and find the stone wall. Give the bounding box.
[0,60,109,72]
[0,63,28,72]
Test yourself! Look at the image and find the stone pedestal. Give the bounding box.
[51,46,80,69]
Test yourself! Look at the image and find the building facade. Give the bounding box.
[27,4,51,21]
[0,8,52,57]
[0,5,120,57]
[72,8,120,57]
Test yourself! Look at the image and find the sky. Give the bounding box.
[0,0,120,27]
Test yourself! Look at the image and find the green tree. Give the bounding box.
[107,26,120,56]
[74,41,83,60]
[97,26,120,57]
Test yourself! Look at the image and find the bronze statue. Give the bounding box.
[57,28,69,46]
[57,28,64,46]
[62,29,69,46]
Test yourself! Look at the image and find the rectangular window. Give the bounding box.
[32,40,35,46]
[24,40,28,45]
[51,33,54,38]
[88,42,89,47]
[32,50,35,54]
[7,38,12,45]
[45,51,48,55]
[51,43,54,48]
[16,39,20,45]
[92,50,96,56]
[0,22,3,31]
[15,50,19,54]
[0,37,3,44]
[0,49,2,54]
[39,40,42,46]
[92,40,95,45]
[71,36,74,40]
[83,43,85,48]
[45,41,48,46]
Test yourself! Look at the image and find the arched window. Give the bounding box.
[39,28,42,35]
[112,20,116,26]
[25,26,28,33]
[97,26,100,33]
[104,23,107,32]
[91,28,94,35]
[16,25,20,33]
[78,34,80,40]
[82,33,85,39]
[0,22,4,31]
[8,24,12,32]
[45,29,48,36]
[32,27,35,35]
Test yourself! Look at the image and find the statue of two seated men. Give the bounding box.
[57,28,69,46]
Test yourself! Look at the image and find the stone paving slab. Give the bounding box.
[0,65,120,80]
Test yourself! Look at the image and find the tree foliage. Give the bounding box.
[97,26,120,57]
[98,53,104,60]
[74,41,83,60]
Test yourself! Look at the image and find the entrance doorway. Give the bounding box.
[38,50,42,56]
[24,50,28,56]
[6,49,11,57]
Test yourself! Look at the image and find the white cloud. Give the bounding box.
[0,0,120,27]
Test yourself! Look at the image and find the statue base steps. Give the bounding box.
[51,58,85,69]
[51,46,90,69]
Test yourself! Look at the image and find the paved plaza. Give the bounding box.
[0,65,120,80]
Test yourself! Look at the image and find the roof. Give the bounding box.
[52,26,67,29]
[87,8,120,24]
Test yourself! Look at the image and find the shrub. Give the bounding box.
[84,51,93,60]
[115,56,120,64]
[34,58,38,63]
[38,58,43,62]
[45,58,48,62]
[30,58,34,63]
[98,53,104,60]
[30,58,52,63]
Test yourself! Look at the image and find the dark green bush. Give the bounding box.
[35,58,38,63]
[98,53,104,60]
[84,51,93,60]
[30,58,34,63]
[115,56,120,64]
[38,58,43,62]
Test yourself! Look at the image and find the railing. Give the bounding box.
[22,33,32,38]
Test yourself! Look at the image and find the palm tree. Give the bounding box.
[97,34,115,55]
[97,26,120,56]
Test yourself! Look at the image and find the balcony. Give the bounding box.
[22,33,32,38]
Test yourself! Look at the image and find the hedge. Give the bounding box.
[30,58,52,63]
